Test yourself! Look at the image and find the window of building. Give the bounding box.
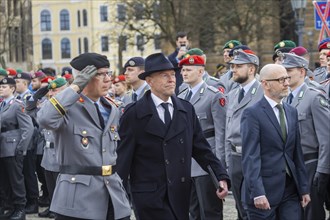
[42,38,52,59]
[83,9,88,26]
[101,36,109,52]
[117,4,126,21]
[84,37,89,52]
[77,10,81,27]
[134,3,144,20]
[154,34,161,50]
[119,35,127,51]
[136,35,144,51]
[78,38,81,54]
[60,9,70,30]
[100,5,108,22]
[40,10,51,31]
[61,38,71,59]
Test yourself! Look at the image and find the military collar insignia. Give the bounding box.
[251,87,256,95]
[200,87,205,94]
[78,96,85,103]
[298,90,304,99]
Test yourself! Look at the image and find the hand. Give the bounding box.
[33,86,49,100]
[254,196,271,210]
[300,194,310,208]
[176,48,187,60]
[72,65,97,91]
[313,172,330,194]
[216,180,228,200]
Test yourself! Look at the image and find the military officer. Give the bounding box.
[219,40,242,94]
[281,53,330,220]
[179,48,225,93]
[37,53,131,220]
[122,57,148,105]
[314,38,330,83]
[0,77,34,220]
[272,40,296,64]
[178,55,227,220]
[225,49,264,220]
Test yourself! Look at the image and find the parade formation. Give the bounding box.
[0,13,330,220]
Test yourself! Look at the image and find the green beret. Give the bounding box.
[223,40,242,50]
[0,68,8,77]
[185,48,204,56]
[48,77,67,89]
[16,68,23,74]
[274,40,296,51]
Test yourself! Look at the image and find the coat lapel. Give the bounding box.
[190,83,206,105]
[261,97,283,140]
[234,81,261,113]
[292,84,307,108]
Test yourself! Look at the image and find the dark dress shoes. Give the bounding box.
[9,208,25,220]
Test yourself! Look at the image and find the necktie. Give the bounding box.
[185,90,193,101]
[287,93,293,104]
[238,88,245,103]
[132,93,137,102]
[94,103,105,129]
[276,104,287,142]
[0,101,5,110]
[160,103,171,128]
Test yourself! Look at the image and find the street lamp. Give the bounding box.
[291,0,307,46]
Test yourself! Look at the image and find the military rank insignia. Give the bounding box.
[81,137,89,147]
[110,126,116,133]
[219,98,226,107]
[78,97,84,103]
[218,86,225,94]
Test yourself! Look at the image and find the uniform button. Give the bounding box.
[181,177,185,182]
[181,158,185,163]
[102,149,106,152]
[71,177,76,182]
[13,139,16,142]
[167,179,172,184]
[106,181,109,185]
[165,159,170,165]
[163,142,167,147]
[179,139,184,144]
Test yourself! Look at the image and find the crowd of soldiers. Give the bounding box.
[0,33,329,220]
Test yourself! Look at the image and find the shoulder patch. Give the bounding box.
[207,86,219,93]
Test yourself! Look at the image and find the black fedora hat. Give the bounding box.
[138,53,176,80]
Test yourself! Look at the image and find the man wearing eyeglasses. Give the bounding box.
[241,64,310,220]
[37,53,131,220]
[225,49,263,220]
[281,53,330,220]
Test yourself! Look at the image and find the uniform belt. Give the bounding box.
[231,145,242,153]
[304,152,318,162]
[60,165,115,176]
[203,129,215,138]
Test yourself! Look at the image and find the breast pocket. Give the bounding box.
[73,126,94,154]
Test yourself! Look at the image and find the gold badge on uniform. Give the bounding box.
[81,137,89,146]
[110,126,116,133]
[78,97,85,103]
[279,41,285,47]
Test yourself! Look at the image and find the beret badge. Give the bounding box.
[327,42,330,48]
[3,79,7,83]
[189,57,195,64]
[51,82,57,89]
[17,73,22,78]
[279,41,285,47]
[228,42,234,48]
[129,60,135,66]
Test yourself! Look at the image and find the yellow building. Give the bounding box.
[32,0,161,74]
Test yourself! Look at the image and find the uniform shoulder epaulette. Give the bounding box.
[207,85,219,93]
[104,96,119,108]
[209,76,220,82]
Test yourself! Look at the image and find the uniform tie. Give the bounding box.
[238,88,245,103]
[132,93,137,102]
[185,90,193,101]
[160,103,171,128]
[287,93,293,104]
[0,101,5,110]
[94,103,105,129]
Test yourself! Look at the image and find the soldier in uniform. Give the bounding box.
[31,71,46,91]
[26,78,68,218]
[219,40,242,94]
[272,40,296,64]
[37,53,131,220]
[314,38,330,83]
[179,48,225,93]
[0,77,34,220]
[281,52,330,220]
[225,49,264,220]
[122,57,148,105]
[289,46,321,89]
[116,53,230,220]
[178,55,227,220]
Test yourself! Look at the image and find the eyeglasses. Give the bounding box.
[95,71,113,79]
[264,76,291,84]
